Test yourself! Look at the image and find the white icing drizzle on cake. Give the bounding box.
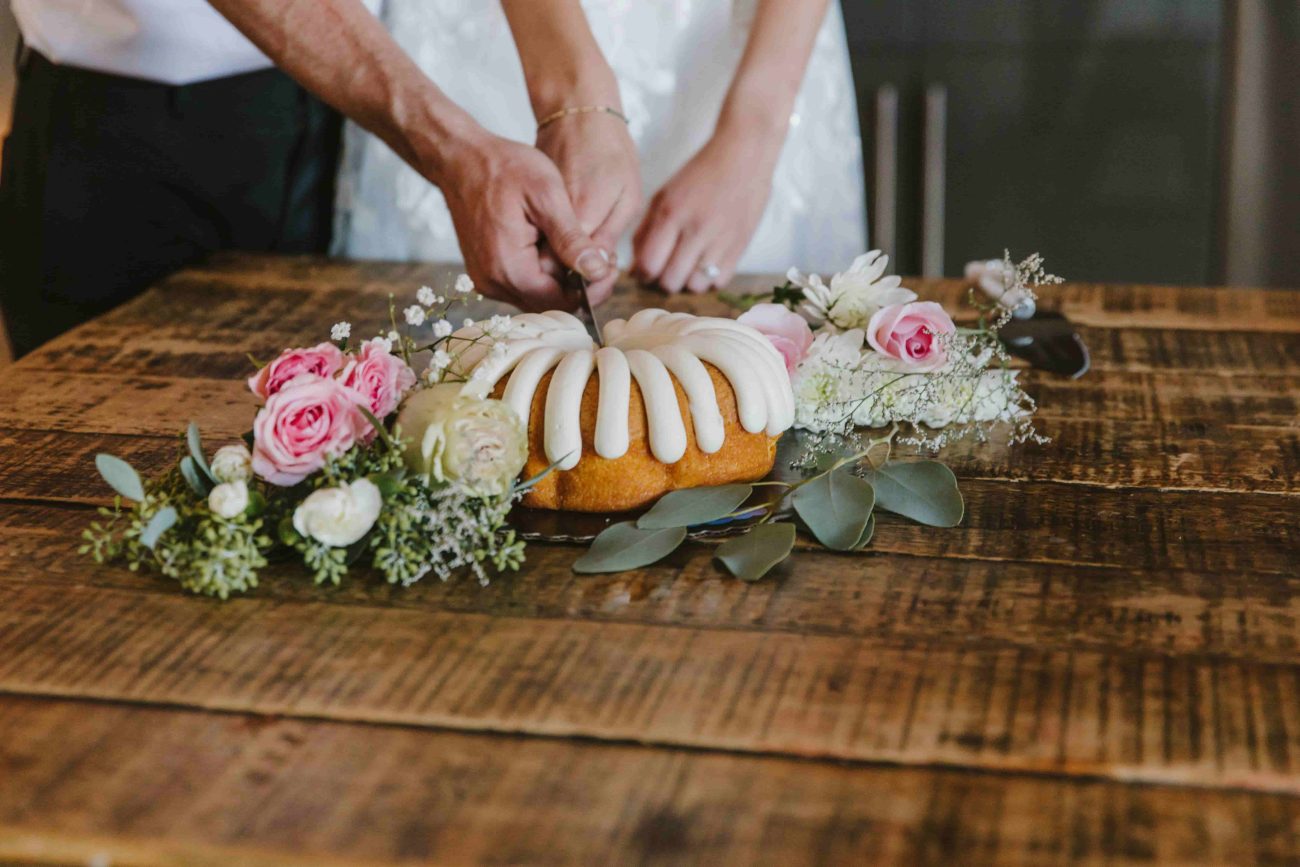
[449,309,795,470]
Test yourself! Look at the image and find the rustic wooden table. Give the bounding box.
[2,255,1299,865]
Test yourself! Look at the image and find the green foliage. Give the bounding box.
[84,422,530,598]
[81,460,271,599]
[179,456,211,497]
[186,422,214,483]
[572,522,688,573]
[715,523,796,582]
[636,484,753,530]
[95,454,145,502]
[790,466,875,550]
[864,461,964,527]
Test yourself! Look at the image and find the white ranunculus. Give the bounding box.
[292,479,383,547]
[396,384,527,498]
[208,480,250,519]
[210,443,254,483]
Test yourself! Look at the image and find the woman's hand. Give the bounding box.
[536,112,642,303]
[633,124,782,294]
[438,130,614,311]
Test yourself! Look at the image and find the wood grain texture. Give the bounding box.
[5,578,1300,794]
[4,696,1297,867]
[2,254,1299,864]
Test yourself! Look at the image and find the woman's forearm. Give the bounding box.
[499,0,621,119]
[717,0,831,147]
[207,0,484,186]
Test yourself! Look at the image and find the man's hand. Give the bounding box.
[439,131,614,311]
[205,0,612,312]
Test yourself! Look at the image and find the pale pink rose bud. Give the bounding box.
[248,343,345,403]
[338,338,417,432]
[251,374,366,486]
[736,303,815,374]
[866,301,957,371]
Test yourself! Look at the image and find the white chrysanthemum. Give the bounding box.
[789,330,867,430]
[432,319,453,339]
[790,250,917,332]
[404,305,427,326]
[454,274,474,294]
[330,322,351,341]
[417,286,436,306]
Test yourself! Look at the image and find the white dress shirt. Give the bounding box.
[12,0,380,85]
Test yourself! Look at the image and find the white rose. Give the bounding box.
[292,478,383,547]
[210,443,253,483]
[208,480,250,519]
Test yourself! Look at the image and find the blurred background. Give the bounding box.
[0,0,1295,298]
[841,0,1298,287]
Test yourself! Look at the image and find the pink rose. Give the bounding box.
[339,338,417,425]
[248,343,344,403]
[866,301,956,371]
[737,303,815,374]
[252,374,367,486]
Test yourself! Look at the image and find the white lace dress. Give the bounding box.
[335,0,866,275]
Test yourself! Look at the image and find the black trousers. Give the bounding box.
[0,51,342,358]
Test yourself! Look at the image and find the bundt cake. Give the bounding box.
[449,309,795,512]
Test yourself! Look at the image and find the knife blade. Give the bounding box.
[566,268,604,345]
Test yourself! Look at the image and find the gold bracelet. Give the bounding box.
[536,104,630,132]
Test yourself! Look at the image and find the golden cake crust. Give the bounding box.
[498,362,779,512]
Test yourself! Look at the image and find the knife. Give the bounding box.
[566,268,604,346]
[968,260,1090,379]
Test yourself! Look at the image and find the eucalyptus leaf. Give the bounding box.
[95,453,145,502]
[715,522,796,582]
[186,422,214,483]
[139,507,177,549]
[572,522,687,573]
[865,461,964,527]
[180,456,211,497]
[853,515,875,550]
[637,484,753,529]
[791,467,874,551]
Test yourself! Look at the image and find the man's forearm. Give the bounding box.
[207,0,483,185]
[499,0,620,120]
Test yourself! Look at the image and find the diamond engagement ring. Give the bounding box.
[699,263,722,281]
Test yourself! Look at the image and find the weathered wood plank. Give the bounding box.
[3,695,1296,867]
[6,501,1300,665]
[5,438,1298,575]
[167,252,1300,332]
[3,581,1300,792]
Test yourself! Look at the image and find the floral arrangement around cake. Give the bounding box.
[83,251,1060,594]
